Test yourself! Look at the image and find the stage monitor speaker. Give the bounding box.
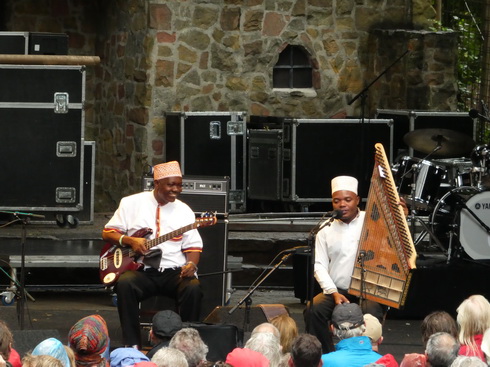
[184,322,243,362]
[203,304,289,331]
[12,329,60,357]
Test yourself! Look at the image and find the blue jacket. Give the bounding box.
[321,336,382,367]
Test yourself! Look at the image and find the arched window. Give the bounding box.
[273,45,313,88]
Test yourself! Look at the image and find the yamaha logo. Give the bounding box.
[474,202,490,209]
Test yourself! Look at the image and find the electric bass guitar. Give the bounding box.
[99,212,217,286]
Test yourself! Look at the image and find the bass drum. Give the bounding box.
[460,190,490,260]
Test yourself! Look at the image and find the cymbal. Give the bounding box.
[403,128,475,157]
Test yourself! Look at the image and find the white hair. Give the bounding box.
[245,332,282,367]
[151,347,188,367]
[251,322,281,339]
[333,323,366,340]
[169,328,208,367]
[451,356,487,367]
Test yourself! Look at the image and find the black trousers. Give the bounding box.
[115,267,202,347]
[304,289,385,353]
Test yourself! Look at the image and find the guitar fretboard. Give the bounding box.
[144,223,197,250]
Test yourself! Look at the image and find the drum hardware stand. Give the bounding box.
[412,217,447,254]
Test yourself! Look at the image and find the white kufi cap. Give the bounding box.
[331,176,358,195]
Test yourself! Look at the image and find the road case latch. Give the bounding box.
[227,121,244,135]
[54,92,69,113]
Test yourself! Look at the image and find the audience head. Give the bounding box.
[362,314,383,351]
[450,356,488,367]
[200,362,232,367]
[425,332,459,367]
[0,320,13,360]
[251,323,280,339]
[331,303,366,340]
[457,295,490,350]
[63,346,76,367]
[169,328,208,367]
[289,334,322,367]
[270,314,298,353]
[68,314,109,367]
[22,354,64,367]
[32,338,71,367]
[151,347,188,367]
[226,348,270,367]
[421,311,458,347]
[245,332,282,367]
[400,353,426,367]
[109,347,149,367]
[150,310,183,344]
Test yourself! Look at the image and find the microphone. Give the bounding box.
[327,209,343,219]
[469,109,490,122]
[282,246,310,254]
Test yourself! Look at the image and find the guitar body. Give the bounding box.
[99,227,152,286]
[99,214,217,287]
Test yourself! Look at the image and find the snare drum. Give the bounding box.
[393,156,446,210]
[460,190,490,260]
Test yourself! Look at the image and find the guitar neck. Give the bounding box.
[144,223,197,250]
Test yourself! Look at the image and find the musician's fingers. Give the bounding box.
[398,198,409,216]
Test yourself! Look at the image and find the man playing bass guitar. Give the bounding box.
[102,161,204,349]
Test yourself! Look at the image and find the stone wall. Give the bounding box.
[3,0,455,212]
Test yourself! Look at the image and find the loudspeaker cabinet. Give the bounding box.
[0,64,85,212]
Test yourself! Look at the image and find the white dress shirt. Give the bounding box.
[314,211,365,293]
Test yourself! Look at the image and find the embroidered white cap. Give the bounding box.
[153,161,182,181]
[331,175,358,195]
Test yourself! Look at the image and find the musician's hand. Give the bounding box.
[127,237,147,255]
[332,292,349,305]
[180,262,197,278]
[399,197,409,217]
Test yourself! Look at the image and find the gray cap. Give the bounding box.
[331,303,364,330]
[152,310,183,338]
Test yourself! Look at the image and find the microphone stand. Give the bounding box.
[305,214,336,333]
[228,252,293,332]
[348,49,410,183]
[0,211,42,329]
[357,250,367,308]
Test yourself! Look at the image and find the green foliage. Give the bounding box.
[442,1,484,111]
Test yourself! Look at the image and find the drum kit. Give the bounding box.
[393,128,490,261]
